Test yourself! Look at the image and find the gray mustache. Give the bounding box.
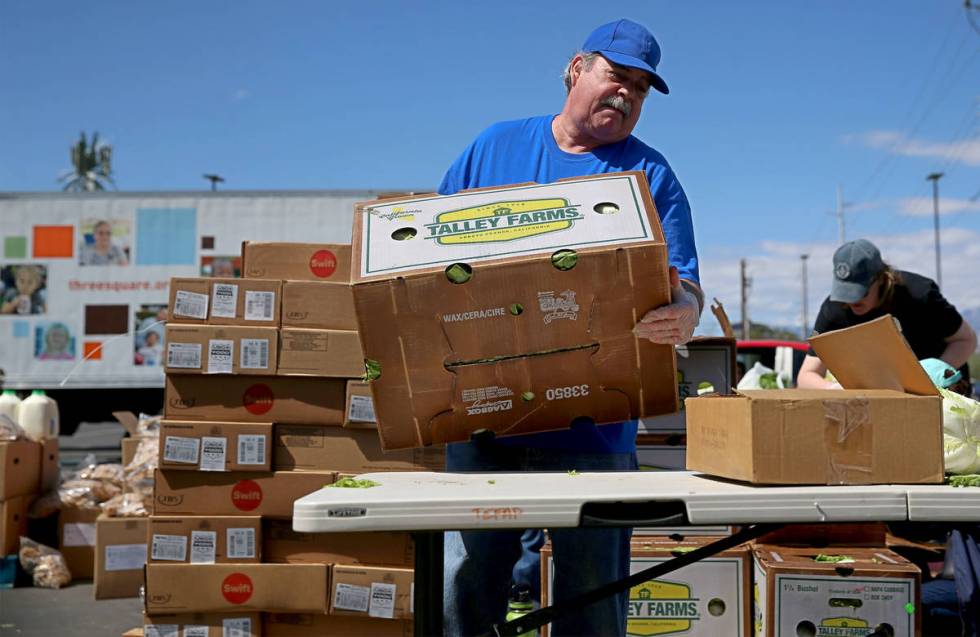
[601,95,632,117]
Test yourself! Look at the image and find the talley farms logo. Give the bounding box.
[628,579,700,636]
[814,616,872,637]
[424,197,581,245]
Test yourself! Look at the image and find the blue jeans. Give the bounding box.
[443,441,637,637]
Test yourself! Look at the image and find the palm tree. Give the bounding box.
[58,132,115,192]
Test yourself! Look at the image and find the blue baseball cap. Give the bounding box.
[582,19,669,95]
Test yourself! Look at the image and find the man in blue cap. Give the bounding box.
[439,18,701,636]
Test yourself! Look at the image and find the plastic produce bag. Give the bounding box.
[736,361,785,391]
[18,537,72,589]
[941,388,980,475]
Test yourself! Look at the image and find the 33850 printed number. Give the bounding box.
[545,385,590,401]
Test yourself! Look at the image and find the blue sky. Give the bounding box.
[2,1,978,331]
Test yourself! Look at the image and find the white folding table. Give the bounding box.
[293,471,979,636]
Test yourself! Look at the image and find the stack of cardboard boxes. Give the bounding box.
[141,242,437,635]
[1,437,58,586]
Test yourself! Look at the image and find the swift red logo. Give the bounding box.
[242,383,274,415]
[309,249,338,278]
[222,572,253,604]
[232,479,263,511]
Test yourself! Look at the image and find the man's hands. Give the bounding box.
[634,266,700,345]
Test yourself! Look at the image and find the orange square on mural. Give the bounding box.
[33,226,74,258]
[83,341,103,361]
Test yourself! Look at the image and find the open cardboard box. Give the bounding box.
[352,171,677,449]
[686,315,943,484]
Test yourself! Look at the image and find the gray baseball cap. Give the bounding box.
[830,239,885,303]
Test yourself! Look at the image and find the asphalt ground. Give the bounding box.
[0,582,144,636]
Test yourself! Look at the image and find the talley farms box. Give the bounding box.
[281,280,357,330]
[242,242,352,282]
[276,328,364,377]
[264,613,412,637]
[145,563,329,614]
[753,546,920,637]
[329,564,414,620]
[686,315,944,485]
[165,325,278,376]
[144,612,261,637]
[94,515,148,599]
[153,469,337,518]
[344,380,377,429]
[168,277,281,326]
[165,375,347,425]
[149,516,262,564]
[352,172,676,449]
[263,519,413,567]
[160,420,273,472]
[0,439,41,499]
[273,425,445,473]
[638,337,737,434]
[542,538,751,637]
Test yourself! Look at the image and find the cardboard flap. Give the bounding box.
[808,315,938,396]
[112,411,140,437]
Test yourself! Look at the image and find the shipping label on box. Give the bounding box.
[168,277,282,326]
[351,172,677,449]
[273,425,444,473]
[149,516,262,564]
[344,380,377,429]
[264,612,413,637]
[281,280,358,330]
[753,546,920,637]
[160,420,273,472]
[0,439,41,499]
[153,469,337,518]
[144,612,261,637]
[329,564,414,620]
[262,519,413,567]
[165,375,347,425]
[242,242,352,282]
[276,328,364,377]
[94,515,148,600]
[165,325,278,375]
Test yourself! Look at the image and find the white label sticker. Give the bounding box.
[167,342,202,369]
[211,283,239,319]
[348,394,376,422]
[333,582,370,612]
[222,617,252,637]
[207,339,234,374]
[164,436,201,464]
[184,626,208,637]
[190,530,217,564]
[239,338,270,370]
[151,534,188,562]
[199,436,227,472]
[63,522,97,547]
[369,582,397,618]
[226,527,256,559]
[174,290,208,319]
[237,434,266,466]
[244,290,275,321]
[105,543,147,571]
[144,626,179,637]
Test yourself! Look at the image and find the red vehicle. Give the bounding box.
[735,340,810,388]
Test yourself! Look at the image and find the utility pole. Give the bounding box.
[927,172,943,287]
[203,174,225,191]
[800,254,810,341]
[836,185,846,245]
[740,258,750,340]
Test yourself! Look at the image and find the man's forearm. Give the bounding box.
[941,338,975,369]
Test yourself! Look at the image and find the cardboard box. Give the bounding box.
[0,439,41,499]
[276,328,363,377]
[264,613,412,637]
[273,425,444,473]
[685,389,943,485]
[94,515,149,599]
[351,172,677,449]
[58,505,101,578]
[144,613,261,637]
[636,433,686,471]
[0,495,31,555]
[145,563,329,614]
[638,337,737,433]
[329,564,414,620]
[165,375,347,425]
[121,437,140,467]
[242,242,352,282]
[165,325,278,376]
[153,469,337,518]
[541,538,751,637]
[344,380,377,429]
[148,516,262,564]
[755,523,888,548]
[168,277,282,326]
[40,437,59,491]
[281,280,358,330]
[159,420,273,472]
[753,545,920,636]
[263,519,413,567]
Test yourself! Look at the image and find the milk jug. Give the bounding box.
[19,389,59,441]
[0,390,21,425]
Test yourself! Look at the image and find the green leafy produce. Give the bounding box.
[327,477,381,489]
[758,372,780,389]
[551,250,578,271]
[813,554,855,563]
[363,359,382,381]
[487,480,496,485]
[567,470,580,476]
[948,474,980,488]
[445,263,472,284]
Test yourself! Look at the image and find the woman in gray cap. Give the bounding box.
[797,238,976,389]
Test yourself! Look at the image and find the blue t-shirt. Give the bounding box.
[439,115,699,453]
